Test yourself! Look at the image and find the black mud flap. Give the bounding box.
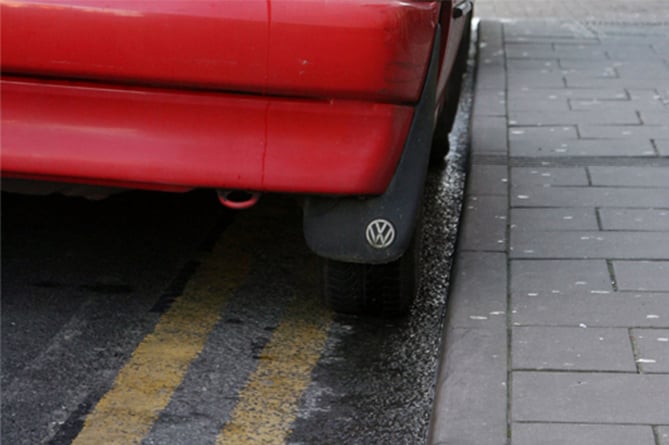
[302,25,442,264]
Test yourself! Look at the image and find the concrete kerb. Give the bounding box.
[428,19,511,445]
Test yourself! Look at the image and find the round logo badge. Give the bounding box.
[365,219,396,249]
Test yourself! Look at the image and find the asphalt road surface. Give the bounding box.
[1,62,473,445]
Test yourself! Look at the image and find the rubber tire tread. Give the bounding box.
[323,260,366,315]
[323,232,419,317]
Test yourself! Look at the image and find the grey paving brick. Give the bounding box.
[597,27,669,39]
[511,208,599,231]
[640,110,669,126]
[562,70,620,83]
[511,260,613,294]
[512,424,656,445]
[511,187,669,208]
[566,76,663,89]
[504,20,594,35]
[614,261,669,292]
[507,71,566,89]
[577,53,614,71]
[506,42,554,53]
[654,38,669,53]
[508,89,629,101]
[512,291,669,327]
[508,98,570,113]
[510,125,578,141]
[578,53,664,67]
[509,110,641,126]
[512,326,636,371]
[512,372,669,424]
[559,67,619,79]
[599,208,669,231]
[616,63,669,80]
[511,167,588,186]
[506,59,560,70]
[511,138,656,157]
[656,139,669,157]
[503,21,595,40]
[632,329,669,373]
[430,328,508,445]
[553,42,614,51]
[472,116,508,154]
[460,196,508,252]
[448,253,507,328]
[557,58,618,69]
[467,165,509,196]
[506,47,608,60]
[659,427,669,445]
[570,98,667,112]
[629,88,669,102]
[579,124,669,139]
[589,166,669,187]
[605,45,662,60]
[506,26,597,43]
[511,231,669,259]
[555,48,611,60]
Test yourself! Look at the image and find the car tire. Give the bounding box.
[323,223,421,317]
[429,124,451,166]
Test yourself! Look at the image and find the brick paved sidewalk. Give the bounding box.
[476,0,669,22]
[429,16,669,445]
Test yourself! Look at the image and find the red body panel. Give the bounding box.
[1,0,438,102]
[1,79,413,194]
[266,1,438,102]
[0,0,455,196]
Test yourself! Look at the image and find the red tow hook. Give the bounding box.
[217,190,262,210]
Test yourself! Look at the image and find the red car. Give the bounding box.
[1,0,472,315]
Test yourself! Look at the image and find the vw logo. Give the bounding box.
[365,219,396,249]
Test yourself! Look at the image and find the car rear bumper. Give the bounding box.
[1,78,413,195]
[1,0,439,103]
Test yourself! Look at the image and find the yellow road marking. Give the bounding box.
[217,270,332,444]
[72,232,251,445]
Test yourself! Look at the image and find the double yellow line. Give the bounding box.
[218,295,331,444]
[73,218,332,445]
